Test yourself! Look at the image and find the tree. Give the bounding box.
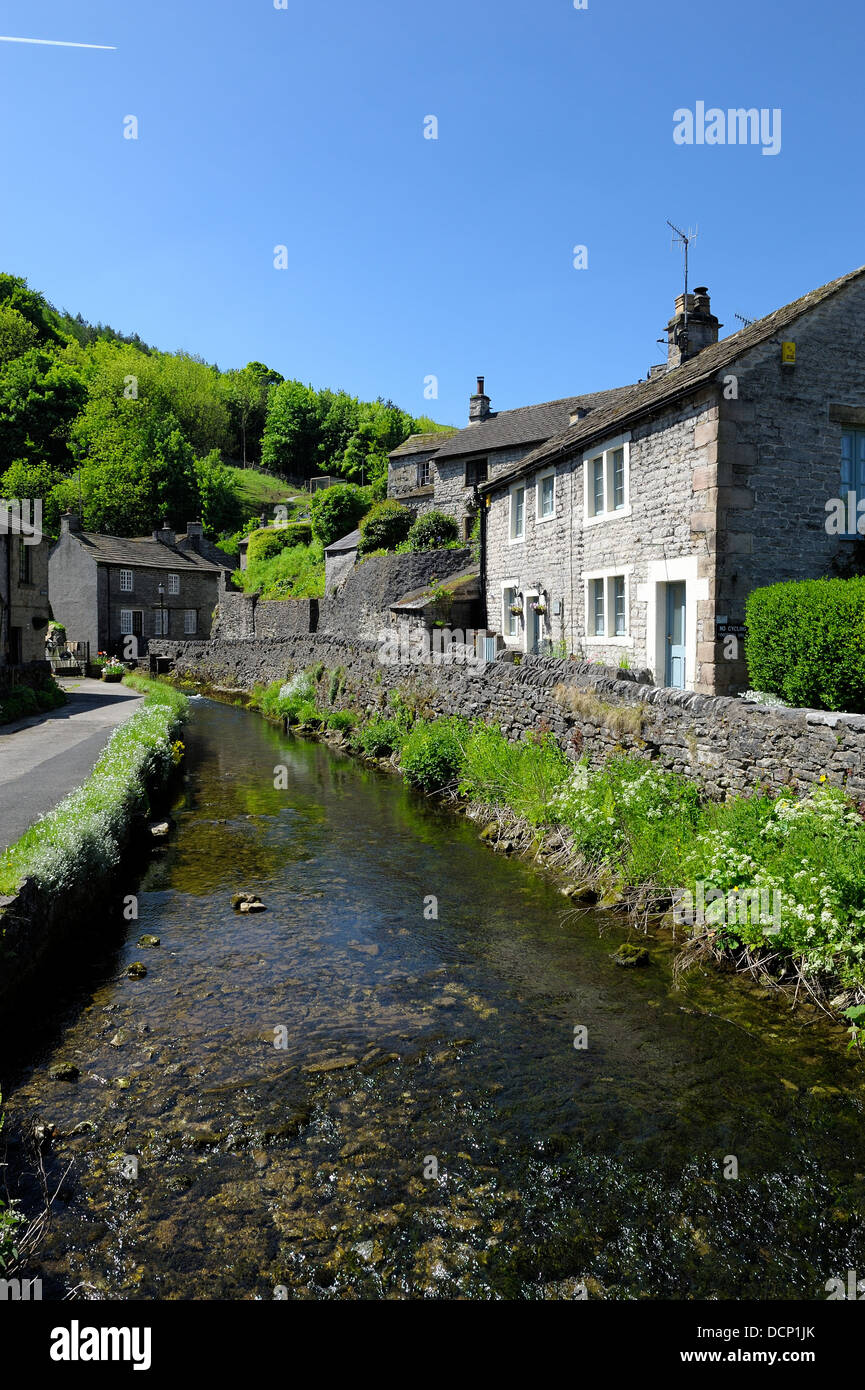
[309,483,368,547]
[0,305,38,367]
[261,379,323,481]
[357,499,413,555]
[223,361,282,466]
[0,349,86,472]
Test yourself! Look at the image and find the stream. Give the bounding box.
[3,696,865,1300]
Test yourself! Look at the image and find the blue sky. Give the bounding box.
[0,0,860,427]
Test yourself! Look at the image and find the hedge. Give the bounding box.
[247,522,312,564]
[357,499,413,555]
[745,577,865,711]
[406,510,460,552]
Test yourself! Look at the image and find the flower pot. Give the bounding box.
[102,671,123,683]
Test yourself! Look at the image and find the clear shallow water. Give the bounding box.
[4,698,865,1300]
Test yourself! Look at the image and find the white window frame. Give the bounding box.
[153,608,170,637]
[535,468,556,524]
[583,566,634,645]
[183,608,198,635]
[119,568,134,592]
[501,580,521,639]
[120,608,133,635]
[509,482,526,543]
[583,433,631,525]
[167,573,180,595]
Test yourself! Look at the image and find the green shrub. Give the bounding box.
[352,717,407,758]
[358,499,413,555]
[295,699,324,727]
[405,509,461,552]
[400,717,466,793]
[459,724,571,826]
[745,578,865,711]
[0,686,39,724]
[247,527,295,565]
[309,483,368,547]
[327,710,356,732]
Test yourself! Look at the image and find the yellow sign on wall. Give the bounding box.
[781,341,796,364]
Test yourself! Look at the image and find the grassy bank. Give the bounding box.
[248,668,865,1016]
[0,675,188,897]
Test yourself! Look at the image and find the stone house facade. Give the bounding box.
[49,516,231,658]
[388,379,632,540]
[0,509,51,664]
[482,266,865,695]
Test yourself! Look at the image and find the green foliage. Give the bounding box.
[458,724,571,826]
[0,674,66,725]
[327,709,356,731]
[358,499,413,555]
[351,717,408,758]
[309,483,368,547]
[405,509,461,552]
[236,538,325,599]
[400,717,467,793]
[0,271,451,539]
[247,526,297,565]
[745,578,865,712]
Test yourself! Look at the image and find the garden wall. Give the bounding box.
[149,632,865,802]
[216,547,476,645]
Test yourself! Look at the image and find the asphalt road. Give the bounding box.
[0,677,144,851]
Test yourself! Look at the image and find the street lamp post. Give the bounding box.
[158,582,165,640]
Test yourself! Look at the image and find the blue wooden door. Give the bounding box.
[665,582,686,689]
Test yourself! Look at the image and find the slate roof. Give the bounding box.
[482,263,865,494]
[389,566,480,611]
[324,528,360,554]
[389,431,457,459]
[68,532,225,573]
[430,386,636,461]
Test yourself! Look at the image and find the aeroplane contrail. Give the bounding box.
[0,36,116,50]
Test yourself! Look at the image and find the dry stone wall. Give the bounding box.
[151,633,865,802]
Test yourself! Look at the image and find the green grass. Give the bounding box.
[0,677,188,896]
[234,538,325,599]
[225,466,307,523]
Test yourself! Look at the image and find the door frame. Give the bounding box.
[664,580,687,688]
[639,555,708,691]
[524,590,540,655]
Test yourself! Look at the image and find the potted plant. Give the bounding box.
[101,660,125,683]
[509,599,523,617]
[531,599,546,615]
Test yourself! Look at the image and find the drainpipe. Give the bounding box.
[474,485,488,630]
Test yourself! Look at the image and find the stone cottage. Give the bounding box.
[0,505,51,664]
[388,378,632,540]
[49,516,231,658]
[481,266,865,695]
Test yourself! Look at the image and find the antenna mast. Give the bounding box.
[667,220,698,361]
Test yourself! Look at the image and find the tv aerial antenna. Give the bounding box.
[667,220,698,359]
[734,311,755,328]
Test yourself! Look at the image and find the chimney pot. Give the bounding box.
[60,511,81,535]
[469,375,491,425]
[666,284,719,369]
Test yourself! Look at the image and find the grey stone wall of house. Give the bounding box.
[484,395,716,684]
[49,534,222,656]
[151,632,865,802]
[5,535,51,662]
[48,535,101,655]
[710,278,865,694]
[435,444,536,537]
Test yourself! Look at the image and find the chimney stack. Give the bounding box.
[60,512,81,535]
[153,519,175,546]
[666,285,720,370]
[186,519,203,551]
[469,375,491,425]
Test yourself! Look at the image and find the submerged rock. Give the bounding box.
[239,900,266,913]
[126,962,148,979]
[148,821,171,839]
[612,942,650,968]
[49,1062,79,1082]
[137,934,161,948]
